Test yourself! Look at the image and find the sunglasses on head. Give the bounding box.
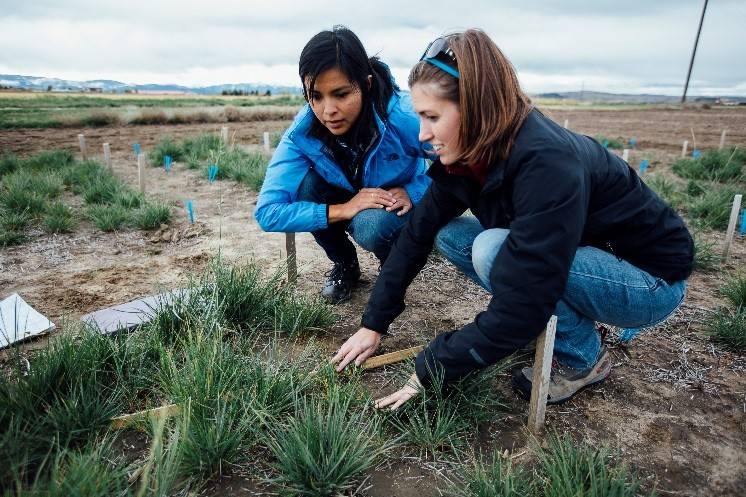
[420,37,459,78]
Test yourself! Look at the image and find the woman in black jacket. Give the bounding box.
[331,29,693,408]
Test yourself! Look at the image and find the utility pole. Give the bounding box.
[681,0,709,104]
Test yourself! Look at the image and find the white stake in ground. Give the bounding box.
[263,131,271,153]
[722,194,743,262]
[103,143,112,170]
[681,140,689,158]
[528,315,557,435]
[719,129,727,150]
[622,149,630,162]
[563,119,569,129]
[221,126,229,145]
[78,134,87,160]
[137,153,146,193]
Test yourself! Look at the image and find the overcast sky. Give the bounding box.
[0,0,743,95]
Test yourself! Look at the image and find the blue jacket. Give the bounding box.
[254,91,430,233]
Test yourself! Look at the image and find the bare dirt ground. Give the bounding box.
[1,106,745,496]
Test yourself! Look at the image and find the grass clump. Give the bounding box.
[692,232,719,272]
[149,136,184,165]
[264,378,387,496]
[685,184,741,231]
[0,152,19,176]
[446,451,533,497]
[136,201,172,229]
[86,204,130,231]
[595,135,625,150]
[720,273,746,309]
[672,147,745,182]
[43,201,76,233]
[534,434,652,497]
[79,110,121,127]
[705,308,746,352]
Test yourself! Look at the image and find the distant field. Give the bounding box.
[0,91,305,129]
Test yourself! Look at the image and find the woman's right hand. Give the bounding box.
[329,188,397,222]
[330,327,382,371]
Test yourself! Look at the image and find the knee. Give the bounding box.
[434,223,463,258]
[472,228,509,279]
[350,209,399,252]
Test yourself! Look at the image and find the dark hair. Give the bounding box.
[409,29,532,166]
[299,25,398,144]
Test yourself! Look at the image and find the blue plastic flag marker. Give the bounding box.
[619,327,641,343]
[628,137,637,149]
[164,155,172,172]
[184,200,195,224]
[602,139,609,148]
[133,143,141,157]
[692,149,702,159]
[740,208,746,236]
[208,164,219,183]
[638,159,649,175]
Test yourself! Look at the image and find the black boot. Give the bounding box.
[321,261,361,304]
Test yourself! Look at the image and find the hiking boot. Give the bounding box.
[511,347,612,405]
[321,261,361,304]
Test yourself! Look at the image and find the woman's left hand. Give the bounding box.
[385,187,413,216]
[374,372,421,410]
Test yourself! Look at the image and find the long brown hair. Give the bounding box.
[408,29,532,166]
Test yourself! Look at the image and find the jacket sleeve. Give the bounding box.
[401,158,431,205]
[415,150,591,388]
[361,180,467,333]
[253,136,329,233]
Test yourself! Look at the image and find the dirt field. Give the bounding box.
[1,105,745,496]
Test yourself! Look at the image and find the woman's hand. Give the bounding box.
[330,327,382,372]
[385,187,413,216]
[374,372,421,410]
[328,188,396,222]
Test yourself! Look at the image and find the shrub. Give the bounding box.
[223,105,242,122]
[130,109,169,125]
[136,202,172,229]
[43,201,76,233]
[80,110,121,127]
[86,204,130,231]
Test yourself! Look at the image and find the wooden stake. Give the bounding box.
[719,129,727,150]
[137,153,146,193]
[722,194,743,262]
[78,133,87,160]
[111,404,180,430]
[622,149,629,162]
[103,143,112,170]
[362,345,425,370]
[285,232,297,284]
[563,119,569,129]
[221,126,229,144]
[527,315,557,435]
[263,131,271,153]
[681,140,689,158]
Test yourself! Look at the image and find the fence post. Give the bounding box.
[722,194,743,262]
[103,143,112,170]
[78,134,87,160]
[263,131,271,153]
[221,126,229,145]
[681,140,689,158]
[137,153,146,193]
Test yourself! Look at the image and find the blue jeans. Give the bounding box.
[435,216,687,370]
[296,169,411,264]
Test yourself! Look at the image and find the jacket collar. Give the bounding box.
[428,157,507,194]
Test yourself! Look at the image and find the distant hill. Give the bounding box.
[0,74,303,95]
[535,90,746,105]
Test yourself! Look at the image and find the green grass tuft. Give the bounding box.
[149,136,184,165]
[86,204,130,231]
[446,451,533,497]
[43,201,76,233]
[720,273,746,309]
[0,152,19,176]
[705,308,746,352]
[692,232,719,272]
[136,201,172,229]
[672,147,745,182]
[685,184,741,231]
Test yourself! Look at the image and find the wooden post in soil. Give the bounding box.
[681,140,689,158]
[78,134,87,160]
[527,315,558,435]
[263,131,271,153]
[563,119,569,129]
[137,153,146,193]
[622,149,629,162]
[103,143,112,170]
[719,129,727,150]
[722,194,743,262]
[286,232,297,284]
[221,126,229,145]
[362,346,425,370]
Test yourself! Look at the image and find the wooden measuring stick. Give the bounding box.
[263,131,271,153]
[221,126,229,144]
[110,403,180,430]
[362,345,425,370]
[622,149,629,162]
[527,315,557,435]
[285,232,297,284]
[719,129,727,150]
[103,143,112,170]
[137,153,146,193]
[681,140,688,158]
[78,133,87,160]
[722,194,743,262]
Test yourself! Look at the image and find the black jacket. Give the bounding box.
[361,109,694,388]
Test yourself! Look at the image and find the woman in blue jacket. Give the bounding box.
[255,26,430,303]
